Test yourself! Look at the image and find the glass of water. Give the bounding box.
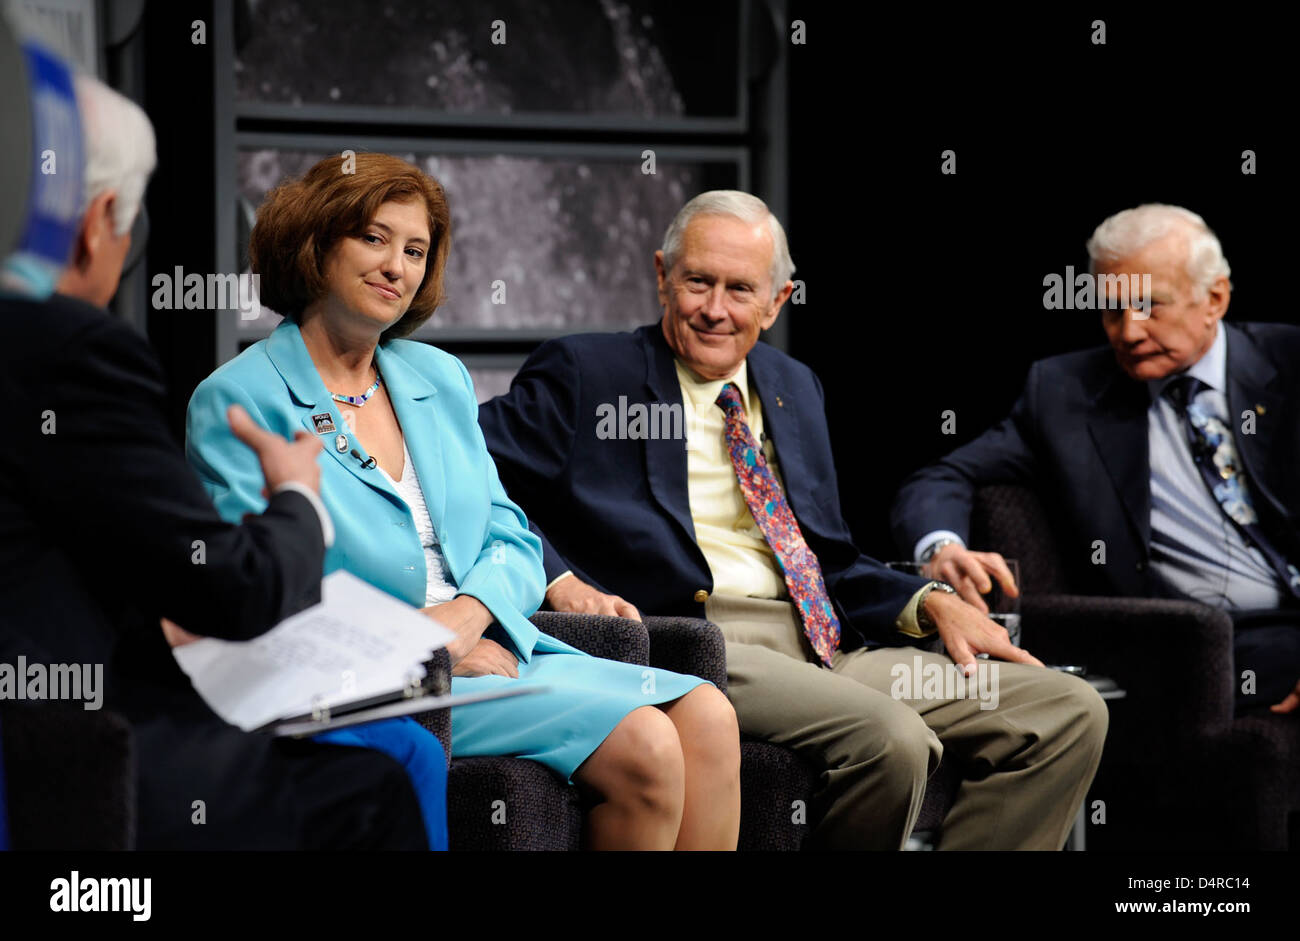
[982,558,1021,647]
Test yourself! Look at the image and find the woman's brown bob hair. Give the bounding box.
[249,152,451,340]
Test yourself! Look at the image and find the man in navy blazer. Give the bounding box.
[891,204,1300,716]
[0,74,427,849]
[480,191,1107,849]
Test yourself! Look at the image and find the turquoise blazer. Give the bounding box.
[185,321,549,660]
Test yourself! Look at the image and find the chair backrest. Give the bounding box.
[970,485,1068,594]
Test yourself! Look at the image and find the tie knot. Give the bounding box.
[715,382,745,415]
[1164,374,1206,411]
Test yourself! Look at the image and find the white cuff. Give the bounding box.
[913,530,964,564]
[545,570,575,593]
[272,481,335,548]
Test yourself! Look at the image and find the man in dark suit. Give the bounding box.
[479,190,1108,849]
[891,203,1300,716]
[0,74,426,849]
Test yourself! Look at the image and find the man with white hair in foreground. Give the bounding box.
[0,73,429,848]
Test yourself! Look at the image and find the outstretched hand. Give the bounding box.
[226,404,324,498]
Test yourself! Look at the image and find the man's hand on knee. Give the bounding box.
[925,590,1043,674]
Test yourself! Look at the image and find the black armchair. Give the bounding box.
[415,612,650,850]
[419,611,823,850]
[972,483,1300,850]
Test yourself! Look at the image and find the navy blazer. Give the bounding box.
[479,323,929,650]
[3,293,326,714]
[891,322,1300,598]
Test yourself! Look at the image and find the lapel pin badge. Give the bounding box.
[776,396,784,408]
[311,412,336,434]
[335,434,349,453]
[1255,403,1266,415]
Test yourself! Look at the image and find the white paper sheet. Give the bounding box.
[174,571,456,732]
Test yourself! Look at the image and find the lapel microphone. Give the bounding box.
[350,448,377,470]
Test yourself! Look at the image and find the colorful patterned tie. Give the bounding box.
[716,383,841,666]
[1166,375,1300,599]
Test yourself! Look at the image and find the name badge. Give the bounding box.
[311,412,337,434]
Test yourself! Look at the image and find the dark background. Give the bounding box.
[140,4,1295,563]
[788,7,1296,560]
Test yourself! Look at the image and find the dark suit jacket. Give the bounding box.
[479,323,929,650]
[890,322,1300,599]
[0,293,417,849]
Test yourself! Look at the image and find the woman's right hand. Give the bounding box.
[451,637,519,678]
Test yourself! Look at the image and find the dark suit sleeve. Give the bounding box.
[25,318,325,641]
[479,340,606,591]
[890,361,1043,558]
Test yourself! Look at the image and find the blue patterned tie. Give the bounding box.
[1165,375,1300,600]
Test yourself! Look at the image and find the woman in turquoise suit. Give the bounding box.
[186,153,741,849]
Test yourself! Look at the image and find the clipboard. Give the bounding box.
[272,683,550,737]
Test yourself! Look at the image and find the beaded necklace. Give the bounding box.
[331,373,382,407]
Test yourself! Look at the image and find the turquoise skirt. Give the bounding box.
[449,630,711,782]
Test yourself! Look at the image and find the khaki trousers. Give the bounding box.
[707,593,1108,850]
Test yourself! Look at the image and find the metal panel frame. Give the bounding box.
[214,0,238,362]
[224,136,749,350]
[212,0,787,365]
[230,0,749,135]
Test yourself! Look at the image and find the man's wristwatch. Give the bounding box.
[920,537,961,565]
[915,581,958,634]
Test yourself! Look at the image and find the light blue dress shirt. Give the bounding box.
[1145,325,1282,609]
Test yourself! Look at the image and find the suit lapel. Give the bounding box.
[1224,324,1287,521]
[265,321,398,504]
[1086,369,1152,554]
[639,326,698,544]
[375,343,446,546]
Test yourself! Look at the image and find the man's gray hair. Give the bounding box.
[661,190,795,298]
[1086,203,1231,298]
[73,73,156,236]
